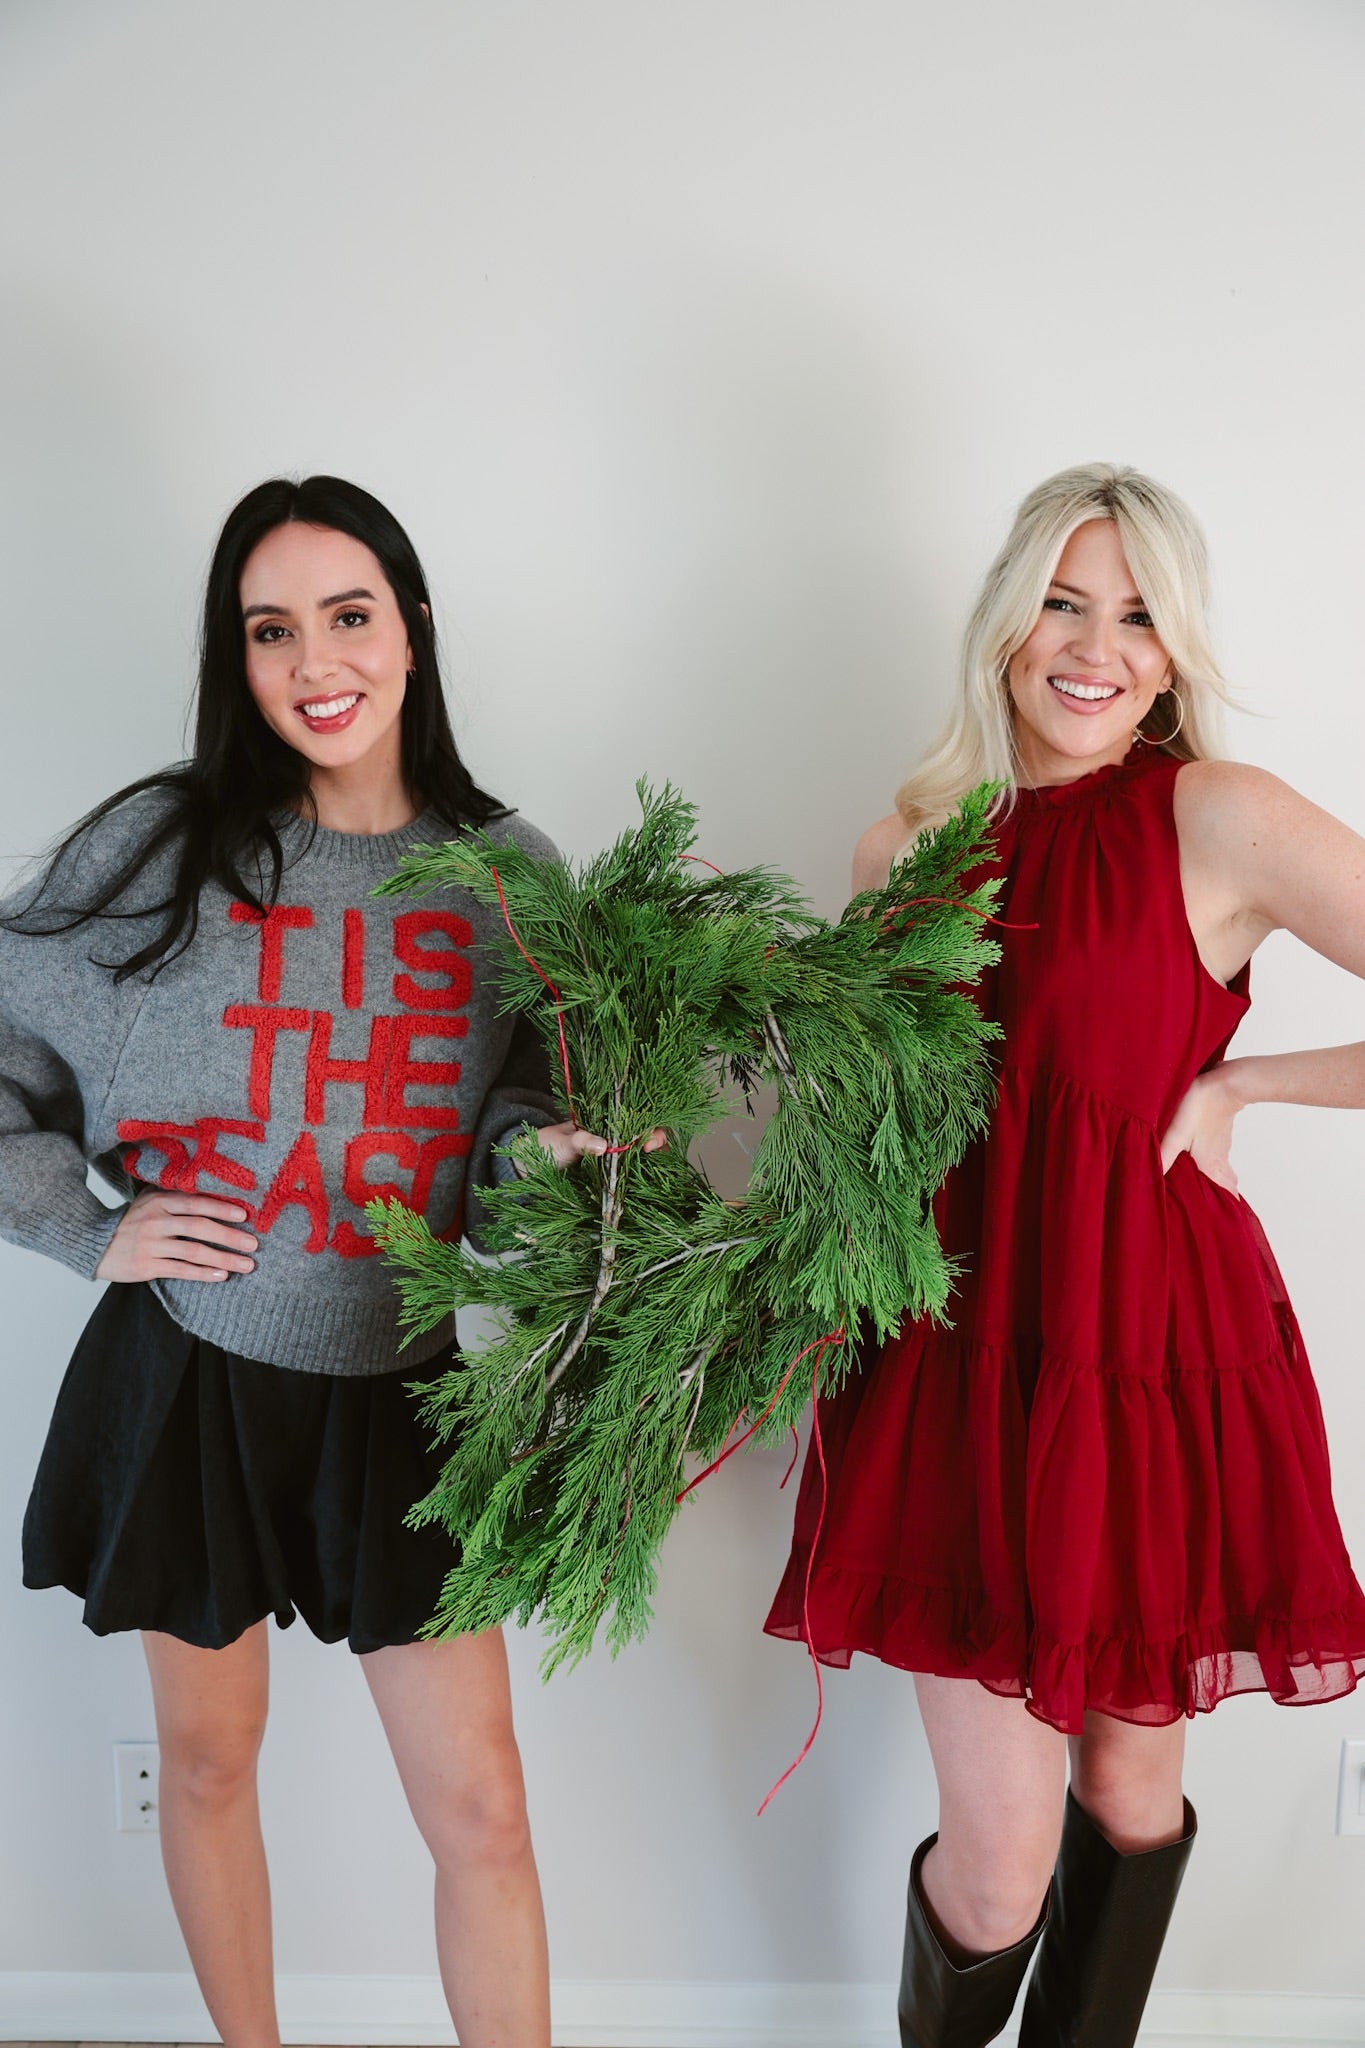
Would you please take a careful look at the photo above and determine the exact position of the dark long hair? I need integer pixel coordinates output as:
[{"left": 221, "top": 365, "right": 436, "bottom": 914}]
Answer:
[{"left": 4, "top": 476, "right": 506, "bottom": 979}]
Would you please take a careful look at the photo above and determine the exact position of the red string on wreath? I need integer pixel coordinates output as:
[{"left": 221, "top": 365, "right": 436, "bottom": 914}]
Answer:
[
  {"left": 674, "top": 1328, "right": 844, "bottom": 1814},
  {"left": 490, "top": 864, "right": 640, "bottom": 1155},
  {"left": 674, "top": 1326, "right": 843, "bottom": 1503},
  {"left": 489, "top": 852, "right": 1011, "bottom": 1808},
  {"left": 757, "top": 1337, "right": 834, "bottom": 1817},
  {"left": 490, "top": 864, "right": 580, "bottom": 1127},
  {"left": 883, "top": 893, "right": 1039, "bottom": 935},
  {"left": 781, "top": 1426, "right": 800, "bottom": 1488},
  {"left": 491, "top": 854, "right": 732, "bottom": 1154}
]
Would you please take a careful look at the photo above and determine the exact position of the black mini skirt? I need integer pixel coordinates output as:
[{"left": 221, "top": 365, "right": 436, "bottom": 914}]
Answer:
[{"left": 22, "top": 1282, "right": 458, "bottom": 1654}]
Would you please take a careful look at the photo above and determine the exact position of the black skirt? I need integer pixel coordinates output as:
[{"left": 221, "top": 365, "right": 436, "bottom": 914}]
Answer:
[{"left": 23, "top": 1282, "right": 459, "bottom": 1653}]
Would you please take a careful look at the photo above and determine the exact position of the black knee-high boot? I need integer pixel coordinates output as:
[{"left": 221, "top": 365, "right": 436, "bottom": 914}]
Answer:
[
  {"left": 898, "top": 1834, "right": 1050, "bottom": 2048},
  {"left": 1018, "top": 1789, "right": 1197, "bottom": 2048}
]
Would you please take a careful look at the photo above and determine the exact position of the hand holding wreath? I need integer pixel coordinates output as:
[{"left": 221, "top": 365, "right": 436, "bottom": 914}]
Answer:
[{"left": 370, "top": 781, "right": 1003, "bottom": 1671}]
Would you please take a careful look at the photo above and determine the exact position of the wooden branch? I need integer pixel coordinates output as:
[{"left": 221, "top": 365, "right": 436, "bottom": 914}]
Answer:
[
  {"left": 764, "top": 1008, "right": 829, "bottom": 1112},
  {"left": 678, "top": 1347, "right": 708, "bottom": 1391},
  {"left": 678, "top": 1352, "right": 708, "bottom": 1462},
  {"left": 634, "top": 1235, "right": 758, "bottom": 1284},
  {"left": 512, "top": 1319, "right": 571, "bottom": 1385},
  {"left": 544, "top": 1083, "right": 626, "bottom": 1391}
]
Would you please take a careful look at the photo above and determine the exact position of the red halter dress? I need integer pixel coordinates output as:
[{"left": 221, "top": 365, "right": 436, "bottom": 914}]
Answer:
[{"left": 765, "top": 746, "right": 1365, "bottom": 1731}]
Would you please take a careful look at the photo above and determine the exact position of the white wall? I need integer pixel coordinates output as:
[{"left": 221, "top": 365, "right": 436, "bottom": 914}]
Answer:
[{"left": 1, "top": 0, "right": 1362, "bottom": 2017}]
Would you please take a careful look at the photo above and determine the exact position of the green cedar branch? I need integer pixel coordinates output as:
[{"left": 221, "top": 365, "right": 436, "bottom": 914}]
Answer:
[{"left": 368, "top": 779, "right": 1003, "bottom": 1671}]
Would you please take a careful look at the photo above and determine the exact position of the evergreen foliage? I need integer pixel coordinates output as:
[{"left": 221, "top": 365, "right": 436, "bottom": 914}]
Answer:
[{"left": 369, "top": 782, "right": 1002, "bottom": 1669}]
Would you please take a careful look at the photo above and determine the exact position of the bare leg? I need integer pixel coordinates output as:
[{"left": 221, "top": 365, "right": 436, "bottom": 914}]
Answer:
[
  {"left": 142, "top": 1622, "right": 278, "bottom": 2048},
  {"left": 362, "top": 1630, "right": 551, "bottom": 2048},
  {"left": 913, "top": 1673, "right": 1067, "bottom": 1960},
  {"left": 1069, "top": 1708, "right": 1188, "bottom": 1848}
]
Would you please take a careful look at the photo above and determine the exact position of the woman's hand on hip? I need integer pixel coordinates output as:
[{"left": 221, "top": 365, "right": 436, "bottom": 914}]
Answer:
[
  {"left": 534, "top": 1122, "right": 668, "bottom": 1171},
  {"left": 94, "top": 1189, "right": 258, "bottom": 1283},
  {"left": 1159, "top": 1065, "right": 1242, "bottom": 1193}
]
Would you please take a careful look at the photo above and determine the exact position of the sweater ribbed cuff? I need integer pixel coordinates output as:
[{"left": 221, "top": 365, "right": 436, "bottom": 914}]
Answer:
[{"left": 24, "top": 1192, "right": 127, "bottom": 1281}]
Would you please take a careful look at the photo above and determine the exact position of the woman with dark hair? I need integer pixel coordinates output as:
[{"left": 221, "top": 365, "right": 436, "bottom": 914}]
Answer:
[{"left": 0, "top": 476, "right": 635, "bottom": 2046}]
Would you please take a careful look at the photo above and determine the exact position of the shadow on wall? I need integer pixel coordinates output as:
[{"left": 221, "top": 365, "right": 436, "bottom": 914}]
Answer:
[
  {"left": 0, "top": 287, "right": 198, "bottom": 871},
  {"left": 553, "top": 255, "right": 957, "bottom": 1973},
  {"left": 554, "top": 251, "right": 965, "bottom": 902}
]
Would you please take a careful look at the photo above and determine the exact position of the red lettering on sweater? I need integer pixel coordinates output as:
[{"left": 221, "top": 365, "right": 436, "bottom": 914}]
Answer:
[
  {"left": 122, "top": 901, "right": 489, "bottom": 1255},
  {"left": 222, "top": 1005, "right": 311, "bottom": 1119},
  {"left": 409, "top": 1130, "right": 475, "bottom": 1207},
  {"left": 329, "top": 1131, "right": 476, "bottom": 1256},
  {"left": 381, "top": 1014, "right": 468, "bottom": 1127},
  {"left": 342, "top": 1129, "right": 422, "bottom": 1207},
  {"left": 331, "top": 1130, "right": 420, "bottom": 1257},
  {"left": 257, "top": 1130, "right": 330, "bottom": 1251},
  {"left": 341, "top": 909, "right": 365, "bottom": 1009},
  {"left": 117, "top": 1116, "right": 265, "bottom": 1195},
  {"left": 304, "top": 1012, "right": 393, "bottom": 1126},
  {"left": 229, "top": 902, "right": 314, "bottom": 1001},
  {"left": 391, "top": 910, "right": 473, "bottom": 1011},
  {"left": 335, "top": 1186, "right": 468, "bottom": 1253}
]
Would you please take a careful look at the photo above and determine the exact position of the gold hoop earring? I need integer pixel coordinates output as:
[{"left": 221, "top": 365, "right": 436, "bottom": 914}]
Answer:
[{"left": 1140, "top": 688, "right": 1185, "bottom": 746}]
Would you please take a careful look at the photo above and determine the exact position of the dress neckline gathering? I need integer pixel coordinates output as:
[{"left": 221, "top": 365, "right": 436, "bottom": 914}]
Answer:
[{"left": 1012, "top": 744, "right": 1158, "bottom": 811}]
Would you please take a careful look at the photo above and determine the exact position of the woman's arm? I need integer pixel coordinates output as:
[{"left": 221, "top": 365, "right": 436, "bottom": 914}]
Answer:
[
  {"left": 1164, "top": 762, "right": 1365, "bottom": 1185},
  {"left": 853, "top": 812, "right": 918, "bottom": 897},
  {"left": 0, "top": 997, "right": 129, "bottom": 1277},
  {"left": 1, "top": 803, "right": 264, "bottom": 1284},
  {"left": 0, "top": 940, "right": 261, "bottom": 1284}
]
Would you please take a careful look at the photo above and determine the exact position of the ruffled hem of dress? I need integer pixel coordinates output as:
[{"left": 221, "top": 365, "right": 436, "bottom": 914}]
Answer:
[{"left": 762, "top": 1563, "right": 1365, "bottom": 1735}]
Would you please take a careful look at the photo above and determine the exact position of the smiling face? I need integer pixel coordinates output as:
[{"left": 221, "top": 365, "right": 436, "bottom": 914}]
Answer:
[
  {"left": 240, "top": 521, "right": 414, "bottom": 802},
  {"left": 1007, "top": 518, "right": 1174, "bottom": 784}
]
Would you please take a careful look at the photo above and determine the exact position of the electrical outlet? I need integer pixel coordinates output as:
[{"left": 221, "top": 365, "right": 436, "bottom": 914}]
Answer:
[
  {"left": 1335, "top": 1739, "right": 1365, "bottom": 1836},
  {"left": 113, "top": 1742, "right": 159, "bottom": 1833}
]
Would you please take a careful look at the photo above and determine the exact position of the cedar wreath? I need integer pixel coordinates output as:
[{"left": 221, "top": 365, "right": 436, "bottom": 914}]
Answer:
[{"left": 368, "top": 781, "right": 1002, "bottom": 1671}]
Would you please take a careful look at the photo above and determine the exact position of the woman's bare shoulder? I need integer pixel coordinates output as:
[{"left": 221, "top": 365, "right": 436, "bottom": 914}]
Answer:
[
  {"left": 1173, "top": 756, "right": 1321, "bottom": 852},
  {"left": 852, "top": 811, "right": 917, "bottom": 895},
  {"left": 1174, "top": 756, "right": 1365, "bottom": 949}
]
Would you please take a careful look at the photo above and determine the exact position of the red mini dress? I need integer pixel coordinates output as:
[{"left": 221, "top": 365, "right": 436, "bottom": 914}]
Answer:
[{"left": 765, "top": 747, "right": 1365, "bottom": 1731}]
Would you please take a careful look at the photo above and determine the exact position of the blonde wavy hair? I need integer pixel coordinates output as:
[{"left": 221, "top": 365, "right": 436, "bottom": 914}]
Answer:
[{"left": 895, "top": 463, "right": 1234, "bottom": 837}]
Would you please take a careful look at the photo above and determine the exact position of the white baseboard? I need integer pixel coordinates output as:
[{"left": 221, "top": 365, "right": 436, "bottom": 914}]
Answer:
[{"left": 0, "top": 1974, "right": 1361, "bottom": 2045}]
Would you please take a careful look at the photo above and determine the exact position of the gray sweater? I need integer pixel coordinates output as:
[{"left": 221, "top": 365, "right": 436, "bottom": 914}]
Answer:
[{"left": 0, "top": 797, "right": 559, "bottom": 1373}]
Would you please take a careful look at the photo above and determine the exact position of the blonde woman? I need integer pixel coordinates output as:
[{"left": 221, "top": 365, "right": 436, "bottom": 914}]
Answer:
[{"left": 766, "top": 465, "right": 1365, "bottom": 2047}]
